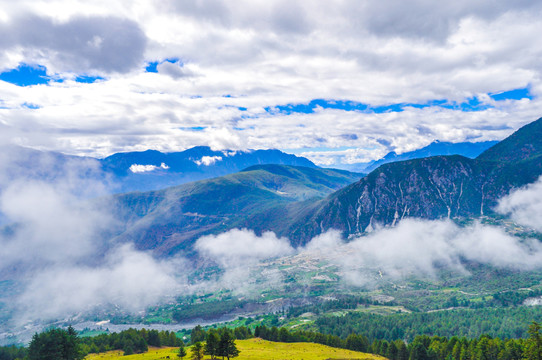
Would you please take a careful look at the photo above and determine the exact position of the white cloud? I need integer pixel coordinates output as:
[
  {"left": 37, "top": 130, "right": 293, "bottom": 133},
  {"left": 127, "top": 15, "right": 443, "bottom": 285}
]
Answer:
[
  {"left": 157, "top": 61, "right": 194, "bottom": 79},
  {"left": 300, "top": 219, "right": 542, "bottom": 286},
  {"left": 0, "top": 1, "right": 540, "bottom": 163},
  {"left": 16, "top": 244, "right": 182, "bottom": 323},
  {"left": 129, "top": 162, "right": 169, "bottom": 173},
  {"left": 195, "top": 228, "right": 295, "bottom": 267},
  {"left": 497, "top": 176, "right": 542, "bottom": 231},
  {"left": 194, "top": 229, "right": 295, "bottom": 294},
  {"left": 194, "top": 155, "right": 223, "bottom": 166}
]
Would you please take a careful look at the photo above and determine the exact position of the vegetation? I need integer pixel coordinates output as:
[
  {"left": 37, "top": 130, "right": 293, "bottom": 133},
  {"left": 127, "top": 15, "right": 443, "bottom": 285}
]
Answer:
[
  {"left": 178, "top": 342, "right": 187, "bottom": 359},
  {"left": 28, "top": 326, "right": 84, "bottom": 360},
  {"left": 84, "top": 338, "right": 381, "bottom": 360},
  {"left": 80, "top": 328, "right": 181, "bottom": 355},
  {"left": 0, "top": 345, "right": 26, "bottom": 360},
  {"left": 190, "top": 342, "right": 204, "bottom": 360},
  {"left": 314, "top": 306, "right": 542, "bottom": 342},
  {"left": 172, "top": 299, "right": 247, "bottom": 322},
  {"left": 7, "top": 321, "right": 542, "bottom": 360},
  {"left": 254, "top": 322, "right": 542, "bottom": 360}
]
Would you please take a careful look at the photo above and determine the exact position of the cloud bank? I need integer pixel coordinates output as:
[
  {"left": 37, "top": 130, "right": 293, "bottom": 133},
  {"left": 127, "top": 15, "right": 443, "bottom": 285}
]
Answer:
[
  {"left": 0, "top": 1, "right": 541, "bottom": 165},
  {"left": 3, "top": 149, "right": 542, "bottom": 331},
  {"left": 497, "top": 177, "right": 542, "bottom": 232}
]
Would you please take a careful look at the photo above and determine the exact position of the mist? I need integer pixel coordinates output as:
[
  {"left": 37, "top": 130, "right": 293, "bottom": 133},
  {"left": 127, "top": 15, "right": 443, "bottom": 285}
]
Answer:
[
  {"left": 0, "top": 145, "right": 188, "bottom": 329},
  {"left": 497, "top": 176, "right": 542, "bottom": 232},
  {"left": 3, "top": 144, "right": 542, "bottom": 337},
  {"left": 193, "top": 229, "right": 295, "bottom": 294}
]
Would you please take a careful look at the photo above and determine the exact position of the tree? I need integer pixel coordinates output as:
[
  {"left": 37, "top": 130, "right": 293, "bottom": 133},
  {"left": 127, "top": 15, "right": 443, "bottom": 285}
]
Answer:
[
  {"left": 205, "top": 329, "right": 221, "bottom": 359},
  {"left": 191, "top": 326, "right": 206, "bottom": 344},
  {"left": 346, "top": 333, "right": 369, "bottom": 352},
  {"left": 525, "top": 322, "right": 542, "bottom": 360},
  {"left": 178, "top": 342, "right": 187, "bottom": 360},
  {"left": 191, "top": 342, "right": 204, "bottom": 360},
  {"left": 218, "top": 329, "right": 239, "bottom": 360},
  {"left": 28, "top": 326, "right": 85, "bottom": 360}
]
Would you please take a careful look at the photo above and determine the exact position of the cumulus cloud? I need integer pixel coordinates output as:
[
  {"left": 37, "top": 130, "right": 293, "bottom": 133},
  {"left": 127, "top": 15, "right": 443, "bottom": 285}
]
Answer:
[
  {"left": 0, "top": 1, "right": 540, "bottom": 163},
  {"left": 0, "top": 14, "right": 147, "bottom": 74},
  {"left": 194, "top": 155, "right": 223, "bottom": 166},
  {"left": 157, "top": 61, "right": 194, "bottom": 79},
  {"left": 129, "top": 162, "right": 169, "bottom": 173},
  {"left": 496, "top": 177, "right": 542, "bottom": 231}
]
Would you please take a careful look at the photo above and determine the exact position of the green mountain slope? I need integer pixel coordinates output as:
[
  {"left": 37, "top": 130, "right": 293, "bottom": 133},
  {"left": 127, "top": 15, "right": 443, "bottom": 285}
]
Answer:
[
  {"left": 477, "top": 117, "right": 542, "bottom": 162},
  {"left": 270, "top": 117, "right": 542, "bottom": 244},
  {"left": 110, "top": 117, "right": 542, "bottom": 252},
  {"left": 110, "top": 165, "right": 362, "bottom": 255}
]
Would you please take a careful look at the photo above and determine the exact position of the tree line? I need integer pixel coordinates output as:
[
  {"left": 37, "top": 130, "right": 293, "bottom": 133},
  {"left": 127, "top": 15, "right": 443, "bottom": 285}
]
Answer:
[
  {"left": 80, "top": 328, "right": 183, "bottom": 355},
  {"left": 3, "top": 319, "right": 542, "bottom": 360},
  {"left": 253, "top": 322, "right": 542, "bottom": 360},
  {"left": 314, "top": 307, "right": 542, "bottom": 342}
]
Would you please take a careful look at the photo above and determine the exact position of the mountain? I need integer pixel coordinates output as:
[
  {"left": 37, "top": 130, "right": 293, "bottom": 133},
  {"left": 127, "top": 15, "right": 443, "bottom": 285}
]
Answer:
[
  {"left": 269, "top": 117, "right": 542, "bottom": 244},
  {"left": 477, "top": 119, "right": 542, "bottom": 163},
  {"left": 104, "top": 117, "right": 542, "bottom": 253},
  {"left": 101, "top": 147, "right": 318, "bottom": 192},
  {"left": 109, "top": 164, "right": 363, "bottom": 256},
  {"left": 340, "top": 140, "right": 498, "bottom": 173},
  {"left": 0, "top": 145, "right": 318, "bottom": 194}
]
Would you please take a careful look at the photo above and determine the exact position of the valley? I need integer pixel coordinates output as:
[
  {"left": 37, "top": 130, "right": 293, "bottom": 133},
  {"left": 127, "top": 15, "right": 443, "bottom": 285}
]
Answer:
[{"left": 3, "top": 118, "right": 542, "bottom": 350}]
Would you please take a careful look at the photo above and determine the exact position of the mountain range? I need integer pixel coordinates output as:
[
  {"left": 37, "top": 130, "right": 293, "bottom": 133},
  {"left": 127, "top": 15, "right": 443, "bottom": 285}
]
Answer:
[
  {"left": 106, "top": 117, "right": 542, "bottom": 253},
  {"left": 101, "top": 146, "right": 318, "bottom": 193},
  {"left": 3, "top": 120, "right": 541, "bottom": 256},
  {"left": 0, "top": 146, "right": 317, "bottom": 194},
  {"left": 276, "top": 117, "right": 542, "bottom": 243},
  {"left": 109, "top": 164, "right": 363, "bottom": 256},
  {"left": 350, "top": 140, "right": 498, "bottom": 173}
]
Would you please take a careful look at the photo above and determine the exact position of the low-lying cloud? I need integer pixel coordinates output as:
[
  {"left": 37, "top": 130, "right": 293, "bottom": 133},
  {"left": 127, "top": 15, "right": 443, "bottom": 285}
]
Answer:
[
  {"left": 335, "top": 219, "right": 542, "bottom": 285},
  {"left": 4, "top": 148, "right": 542, "bottom": 332},
  {"left": 497, "top": 176, "right": 542, "bottom": 231},
  {"left": 194, "top": 229, "right": 294, "bottom": 293},
  {"left": 192, "top": 215, "right": 542, "bottom": 291},
  {"left": 0, "top": 147, "right": 185, "bottom": 327},
  {"left": 195, "top": 229, "right": 294, "bottom": 267},
  {"left": 16, "top": 244, "right": 182, "bottom": 323}
]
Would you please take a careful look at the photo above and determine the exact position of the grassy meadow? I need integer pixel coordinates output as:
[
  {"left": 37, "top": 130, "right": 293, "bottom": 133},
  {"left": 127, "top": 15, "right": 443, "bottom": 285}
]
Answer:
[{"left": 85, "top": 338, "right": 385, "bottom": 360}]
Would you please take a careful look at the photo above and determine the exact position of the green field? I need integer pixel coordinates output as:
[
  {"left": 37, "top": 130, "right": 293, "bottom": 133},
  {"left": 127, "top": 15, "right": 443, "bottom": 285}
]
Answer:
[{"left": 85, "top": 339, "right": 385, "bottom": 360}]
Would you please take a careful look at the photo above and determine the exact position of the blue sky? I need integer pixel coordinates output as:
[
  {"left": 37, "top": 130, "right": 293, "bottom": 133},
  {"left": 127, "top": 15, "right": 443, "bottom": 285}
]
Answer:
[{"left": 0, "top": 1, "right": 541, "bottom": 166}]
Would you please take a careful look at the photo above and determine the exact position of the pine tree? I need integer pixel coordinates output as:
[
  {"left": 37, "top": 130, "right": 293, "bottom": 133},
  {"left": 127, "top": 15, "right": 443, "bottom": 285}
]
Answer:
[
  {"left": 191, "top": 326, "right": 207, "bottom": 344},
  {"left": 191, "top": 342, "right": 204, "bottom": 360},
  {"left": 28, "top": 327, "right": 84, "bottom": 360},
  {"left": 178, "top": 342, "right": 187, "bottom": 359},
  {"left": 205, "top": 329, "right": 221, "bottom": 359},
  {"left": 218, "top": 329, "right": 240, "bottom": 360},
  {"left": 525, "top": 322, "right": 542, "bottom": 360}
]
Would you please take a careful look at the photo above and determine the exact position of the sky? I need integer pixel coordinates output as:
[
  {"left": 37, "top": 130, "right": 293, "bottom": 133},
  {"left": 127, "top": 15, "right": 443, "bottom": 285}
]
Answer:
[{"left": 1, "top": 1, "right": 542, "bottom": 167}]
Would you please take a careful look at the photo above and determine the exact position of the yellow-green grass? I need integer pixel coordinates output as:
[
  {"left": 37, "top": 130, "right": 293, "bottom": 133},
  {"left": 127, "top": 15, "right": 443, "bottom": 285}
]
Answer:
[
  {"left": 85, "top": 346, "right": 178, "bottom": 360},
  {"left": 85, "top": 338, "right": 386, "bottom": 360}
]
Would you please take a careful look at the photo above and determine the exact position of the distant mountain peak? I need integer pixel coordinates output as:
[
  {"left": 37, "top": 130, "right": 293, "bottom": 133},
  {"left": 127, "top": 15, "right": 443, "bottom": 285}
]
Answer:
[{"left": 360, "top": 140, "right": 498, "bottom": 173}]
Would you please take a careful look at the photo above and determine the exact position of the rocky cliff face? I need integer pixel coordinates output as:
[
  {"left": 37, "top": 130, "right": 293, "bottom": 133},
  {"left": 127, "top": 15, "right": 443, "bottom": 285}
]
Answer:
[{"left": 278, "top": 118, "right": 542, "bottom": 244}]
